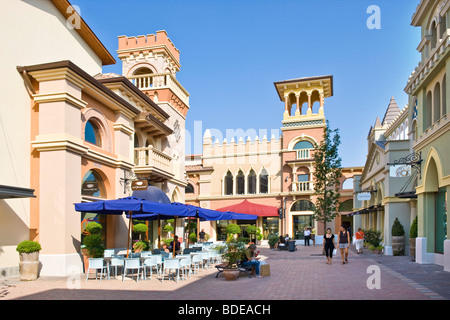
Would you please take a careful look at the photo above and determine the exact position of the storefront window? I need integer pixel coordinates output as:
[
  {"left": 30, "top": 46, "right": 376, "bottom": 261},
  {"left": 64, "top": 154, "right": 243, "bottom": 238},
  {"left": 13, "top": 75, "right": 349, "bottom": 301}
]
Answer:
[
  {"left": 262, "top": 217, "right": 279, "bottom": 239},
  {"left": 80, "top": 169, "right": 107, "bottom": 249},
  {"left": 81, "top": 170, "right": 105, "bottom": 198},
  {"left": 292, "top": 215, "right": 313, "bottom": 239},
  {"left": 80, "top": 211, "right": 107, "bottom": 248},
  {"left": 216, "top": 220, "right": 230, "bottom": 241}
]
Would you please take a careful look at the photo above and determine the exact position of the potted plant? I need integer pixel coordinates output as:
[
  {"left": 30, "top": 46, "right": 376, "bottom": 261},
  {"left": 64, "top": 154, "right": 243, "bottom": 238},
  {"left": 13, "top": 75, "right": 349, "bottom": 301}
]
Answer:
[
  {"left": 391, "top": 218, "right": 405, "bottom": 256},
  {"left": 81, "top": 222, "right": 105, "bottom": 273},
  {"left": 132, "top": 240, "right": 148, "bottom": 253},
  {"left": 364, "top": 229, "right": 384, "bottom": 254},
  {"left": 221, "top": 238, "right": 246, "bottom": 281},
  {"left": 246, "top": 225, "right": 258, "bottom": 244},
  {"left": 225, "top": 223, "right": 241, "bottom": 241},
  {"left": 409, "top": 217, "right": 418, "bottom": 261},
  {"left": 133, "top": 223, "right": 148, "bottom": 240},
  {"left": 16, "top": 240, "right": 41, "bottom": 281},
  {"left": 268, "top": 234, "right": 279, "bottom": 249},
  {"left": 189, "top": 232, "right": 197, "bottom": 244}
]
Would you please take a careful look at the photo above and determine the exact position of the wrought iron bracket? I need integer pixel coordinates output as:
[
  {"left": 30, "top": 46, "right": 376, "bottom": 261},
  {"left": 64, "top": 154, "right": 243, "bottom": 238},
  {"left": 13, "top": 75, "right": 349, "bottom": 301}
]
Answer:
[{"left": 388, "top": 152, "right": 422, "bottom": 179}]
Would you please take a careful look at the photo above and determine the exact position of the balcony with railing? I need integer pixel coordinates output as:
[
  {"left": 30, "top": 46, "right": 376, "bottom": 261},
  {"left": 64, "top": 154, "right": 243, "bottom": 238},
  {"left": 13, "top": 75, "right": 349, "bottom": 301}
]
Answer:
[
  {"left": 296, "top": 148, "right": 313, "bottom": 160},
  {"left": 292, "top": 181, "right": 314, "bottom": 193},
  {"left": 133, "top": 146, "right": 173, "bottom": 181},
  {"left": 128, "top": 72, "right": 189, "bottom": 106}
]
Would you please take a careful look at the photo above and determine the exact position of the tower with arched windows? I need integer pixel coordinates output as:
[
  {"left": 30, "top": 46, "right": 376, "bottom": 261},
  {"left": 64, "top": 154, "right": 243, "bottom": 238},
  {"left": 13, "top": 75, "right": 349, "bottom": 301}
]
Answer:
[
  {"left": 185, "top": 74, "right": 363, "bottom": 241},
  {"left": 274, "top": 75, "right": 335, "bottom": 236}
]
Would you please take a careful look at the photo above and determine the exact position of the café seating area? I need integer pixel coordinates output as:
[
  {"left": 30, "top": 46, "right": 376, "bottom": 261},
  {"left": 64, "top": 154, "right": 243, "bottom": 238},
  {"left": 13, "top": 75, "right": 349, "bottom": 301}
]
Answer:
[{"left": 85, "top": 242, "right": 223, "bottom": 283}]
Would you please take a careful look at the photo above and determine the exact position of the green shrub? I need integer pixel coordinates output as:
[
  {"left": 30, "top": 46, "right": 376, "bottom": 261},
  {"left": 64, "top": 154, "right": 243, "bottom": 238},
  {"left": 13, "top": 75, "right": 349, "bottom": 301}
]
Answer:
[
  {"left": 189, "top": 233, "right": 197, "bottom": 243},
  {"left": 363, "top": 229, "right": 383, "bottom": 248},
  {"left": 410, "top": 217, "right": 418, "bottom": 238},
  {"left": 133, "top": 240, "right": 148, "bottom": 252},
  {"left": 226, "top": 224, "right": 241, "bottom": 235},
  {"left": 16, "top": 240, "right": 41, "bottom": 254},
  {"left": 85, "top": 221, "right": 102, "bottom": 235},
  {"left": 163, "top": 224, "right": 174, "bottom": 233},
  {"left": 392, "top": 218, "right": 405, "bottom": 236},
  {"left": 82, "top": 233, "right": 104, "bottom": 258},
  {"left": 133, "top": 223, "right": 148, "bottom": 234},
  {"left": 268, "top": 234, "right": 279, "bottom": 248}
]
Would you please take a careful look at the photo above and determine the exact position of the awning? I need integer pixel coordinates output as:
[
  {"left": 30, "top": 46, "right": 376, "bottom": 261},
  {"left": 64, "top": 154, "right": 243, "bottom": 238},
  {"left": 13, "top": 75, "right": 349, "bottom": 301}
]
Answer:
[
  {"left": 349, "top": 204, "right": 383, "bottom": 216},
  {"left": 216, "top": 199, "right": 279, "bottom": 217},
  {"left": 0, "top": 184, "right": 36, "bottom": 199}
]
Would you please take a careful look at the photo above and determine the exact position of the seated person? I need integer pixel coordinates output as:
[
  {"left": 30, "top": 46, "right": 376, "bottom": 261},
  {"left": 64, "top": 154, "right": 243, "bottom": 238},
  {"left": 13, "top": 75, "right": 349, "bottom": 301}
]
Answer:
[
  {"left": 241, "top": 244, "right": 261, "bottom": 277},
  {"left": 168, "top": 235, "right": 181, "bottom": 255},
  {"left": 274, "top": 235, "right": 286, "bottom": 250}
]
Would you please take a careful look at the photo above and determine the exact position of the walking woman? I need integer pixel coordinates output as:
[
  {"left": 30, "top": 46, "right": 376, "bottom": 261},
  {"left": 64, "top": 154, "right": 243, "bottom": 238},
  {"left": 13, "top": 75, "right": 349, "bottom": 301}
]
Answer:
[
  {"left": 355, "top": 227, "right": 365, "bottom": 254},
  {"left": 337, "top": 225, "right": 351, "bottom": 264},
  {"left": 322, "top": 228, "right": 337, "bottom": 264}
]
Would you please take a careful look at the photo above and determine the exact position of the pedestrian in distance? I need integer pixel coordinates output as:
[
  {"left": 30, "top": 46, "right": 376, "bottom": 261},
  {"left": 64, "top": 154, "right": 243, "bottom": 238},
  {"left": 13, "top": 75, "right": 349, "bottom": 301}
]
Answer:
[
  {"left": 304, "top": 227, "right": 311, "bottom": 246},
  {"left": 311, "top": 226, "right": 316, "bottom": 246},
  {"left": 355, "top": 227, "right": 364, "bottom": 254},
  {"left": 322, "top": 228, "right": 337, "bottom": 264},
  {"left": 199, "top": 229, "right": 205, "bottom": 243},
  {"left": 337, "top": 225, "right": 350, "bottom": 264}
]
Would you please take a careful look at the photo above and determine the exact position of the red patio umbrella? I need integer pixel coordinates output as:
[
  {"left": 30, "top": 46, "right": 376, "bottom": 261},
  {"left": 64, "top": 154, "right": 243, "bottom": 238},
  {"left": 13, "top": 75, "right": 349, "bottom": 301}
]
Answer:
[{"left": 216, "top": 200, "right": 279, "bottom": 217}]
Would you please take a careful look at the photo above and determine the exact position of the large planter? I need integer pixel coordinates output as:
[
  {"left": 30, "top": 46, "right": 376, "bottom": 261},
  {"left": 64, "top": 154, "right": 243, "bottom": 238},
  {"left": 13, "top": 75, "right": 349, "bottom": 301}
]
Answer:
[
  {"left": 223, "top": 269, "right": 240, "bottom": 281},
  {"left": 19, "top": 252, "right": 40, "bottom": 281},
  {"left": 409, "top": 238, "right": 416, "bottom": 261},
  {"left": 392, "top": 236, "right": 405, "bottom": 256},
  {"left": 81, "top": 248, "right": 93, "bottom": 274}
]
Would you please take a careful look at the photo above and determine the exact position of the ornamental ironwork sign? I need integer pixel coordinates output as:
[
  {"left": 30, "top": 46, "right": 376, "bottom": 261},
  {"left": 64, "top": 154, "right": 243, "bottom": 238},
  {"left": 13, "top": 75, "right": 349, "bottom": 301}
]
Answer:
[{"left": 388, "top": 152, "right": 422, "bottom": 199}]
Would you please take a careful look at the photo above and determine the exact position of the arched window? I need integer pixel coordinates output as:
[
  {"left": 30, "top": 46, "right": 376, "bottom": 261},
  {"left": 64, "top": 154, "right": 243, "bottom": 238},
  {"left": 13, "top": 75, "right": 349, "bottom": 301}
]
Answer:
[
  {"left": 248, "top": 169, "right": 257, "bottom": 194},
  {"left": 434, "top": 82, "right": 441, "bottom": 122},
  {"left": 85, "top": 120, "right": 101, "bottom": 146},
  {"left": 342, "top": 178, "right": 354, "bottom": 190},
  {"left": 224, "top": 171, "right": 233, "bottom": 195},
  {"left": 291, "top": 200, "right": 315, "bottom": 212},
  {"left": 134, "top": 133, "right": 140, "bottom": 148},
  {"left": 431, "top": 21, "right": 437, "bottom": 50},
  {"left": 442, "top": 75, "right": 447, "bottom": 116},
  {"left": 294, "top": 140, "right": 314, "bottom": 159},
  {"left": 185, "top": 183, "right": 194, "bottom": 194},
  {"left": 338, "top": 199, "right": 353, "bottom": 212},
  {"left": 259, "top": 168, "right": 269, "bottom": 194},
  {"left": 81, "top": 170, "right": 105, "bottom": 198},
  {"left": 236, "top": 170, "right": 245, "bottom": 195},
  {"left": 425, "top": 90, "right": 433, "bottom": 129},
  {"left": 133, "top": 67, "right": 154, "bottom": 88}
]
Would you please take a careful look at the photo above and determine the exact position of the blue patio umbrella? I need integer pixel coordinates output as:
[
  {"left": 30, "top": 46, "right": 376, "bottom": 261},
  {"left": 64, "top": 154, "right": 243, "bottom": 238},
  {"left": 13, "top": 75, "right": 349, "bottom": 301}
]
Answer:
[{"left": 74, "top": 196, "right": 162, "bottom": 257}]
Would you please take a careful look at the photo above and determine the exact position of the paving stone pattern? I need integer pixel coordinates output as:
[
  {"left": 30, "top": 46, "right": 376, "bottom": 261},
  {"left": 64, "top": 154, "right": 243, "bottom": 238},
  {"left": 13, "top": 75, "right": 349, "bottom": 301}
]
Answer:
[{"left": 1, "top": 244, "right": 449, "bottom": 300}]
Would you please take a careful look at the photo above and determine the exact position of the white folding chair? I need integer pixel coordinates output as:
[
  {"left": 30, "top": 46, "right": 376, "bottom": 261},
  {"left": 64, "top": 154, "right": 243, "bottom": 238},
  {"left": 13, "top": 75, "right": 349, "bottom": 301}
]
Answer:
[
  {"left": 143, "top": 256, "right": 160, "bottom": 280},
  {"left": 191, "top": 253, "right": 203, "bottom": 274},
  {"left": 122, "top": 258, "right": 143, "bottom": 282},
  {"left": 109, "top": 255, "right": 124, "bottom": 279},
  {"left": 162, "top": 258, "right": 181, "bottom": 282},
  {"left": 200, "top": 251, "right": 210, "bottom": 269},
  {"left": 86, "top": 258, "right": 107, "bottom": 282},
  {"left": 178, "top": 255, "right": 192, "bottom": 280}
]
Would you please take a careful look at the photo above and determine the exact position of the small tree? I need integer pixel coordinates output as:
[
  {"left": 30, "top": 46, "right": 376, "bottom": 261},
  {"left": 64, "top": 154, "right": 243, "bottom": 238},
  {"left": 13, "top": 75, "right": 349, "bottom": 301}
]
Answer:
[{"left": 312, "top": 120, "right": 343, "bottom": 232}]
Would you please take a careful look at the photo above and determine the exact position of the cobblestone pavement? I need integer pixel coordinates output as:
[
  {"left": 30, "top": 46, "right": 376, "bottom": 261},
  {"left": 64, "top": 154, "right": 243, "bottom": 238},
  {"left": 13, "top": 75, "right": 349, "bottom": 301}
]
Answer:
[{"left": 1, "top": 244, "right": 449, "bottom": 301}]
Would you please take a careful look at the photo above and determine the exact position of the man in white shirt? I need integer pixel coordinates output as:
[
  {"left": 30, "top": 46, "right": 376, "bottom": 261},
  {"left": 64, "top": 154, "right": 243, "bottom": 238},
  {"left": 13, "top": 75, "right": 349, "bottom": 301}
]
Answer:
[{"left": 304, "top": 228, "right": 311, "bottom": 246}]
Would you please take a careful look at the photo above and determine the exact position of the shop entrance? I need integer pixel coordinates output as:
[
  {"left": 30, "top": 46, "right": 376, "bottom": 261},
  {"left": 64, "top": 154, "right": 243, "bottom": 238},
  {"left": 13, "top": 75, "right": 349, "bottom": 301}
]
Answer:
[
  {"left": 292, "top": 214, "right": 313, "bottom": 239},
  {"left": 236, "top": 220, "right": 256, "bottom": 242}
]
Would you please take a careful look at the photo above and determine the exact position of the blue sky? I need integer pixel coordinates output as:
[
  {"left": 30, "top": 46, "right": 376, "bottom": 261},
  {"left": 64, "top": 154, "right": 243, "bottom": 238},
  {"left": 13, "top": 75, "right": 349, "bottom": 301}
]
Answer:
[{"left": 72, "top": 0, "right": 421, "bottom": 167}]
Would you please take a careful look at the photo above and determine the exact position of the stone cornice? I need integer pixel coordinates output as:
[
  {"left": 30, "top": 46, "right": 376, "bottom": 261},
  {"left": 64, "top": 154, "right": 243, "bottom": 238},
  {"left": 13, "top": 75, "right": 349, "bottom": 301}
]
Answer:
[{"left": 33, "top": 92, "right": 88, "bottom": 109}]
